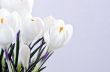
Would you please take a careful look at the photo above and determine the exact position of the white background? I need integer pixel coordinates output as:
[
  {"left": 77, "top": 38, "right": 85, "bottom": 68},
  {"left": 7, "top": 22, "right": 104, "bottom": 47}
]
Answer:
[{"left": 32, "top": 0, "right": 110, "bottom": 72}]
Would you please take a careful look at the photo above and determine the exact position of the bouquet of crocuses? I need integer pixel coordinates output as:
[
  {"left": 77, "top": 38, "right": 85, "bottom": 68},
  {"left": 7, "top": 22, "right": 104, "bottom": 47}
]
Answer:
[{"left": 0, "top": 0, "right": 73, "bottom": 72}]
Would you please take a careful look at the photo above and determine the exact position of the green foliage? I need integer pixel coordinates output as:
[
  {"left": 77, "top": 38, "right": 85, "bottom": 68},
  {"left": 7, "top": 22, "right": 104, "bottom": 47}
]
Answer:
[{"left": 0, "top": 32, "right": 53, "bottom": 72}]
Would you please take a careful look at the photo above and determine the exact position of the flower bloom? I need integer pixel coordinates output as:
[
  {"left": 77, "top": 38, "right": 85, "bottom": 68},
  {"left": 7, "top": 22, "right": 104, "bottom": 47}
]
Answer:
[
  {"left": 0, "top": 0, "right": 34, "bottom": 17},
  {"left": 0, "top": 0, "right": 74, "bottom": 71},
  {"left": 20, "top": 14, "right": 44, "bottom": 45},
  {"left": 0, "top": 8, "right": 20, "bottom": 49},
  {"left": 18, "top": 43, "right": 30, "bottom": 69},
  {"left": 44, "top": 16, "right": 73, "bottom": 51}
]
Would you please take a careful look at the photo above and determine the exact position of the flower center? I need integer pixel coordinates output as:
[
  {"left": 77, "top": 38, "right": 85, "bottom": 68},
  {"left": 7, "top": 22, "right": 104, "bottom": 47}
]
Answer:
[
  {"left": 31, "top": 18, "right": 37, "bottom": 24},
  {"left": 59, "top": 26, "right": 64, "bottom": 33},
  {"left": 31, "top": 19, "right": 35, "bottom": 21},
  {"left": 31, "top": 18, "right": 36, "bottom": 22},
  {"left": 0, "top": 17, "right": 5, "bottom": 24}
]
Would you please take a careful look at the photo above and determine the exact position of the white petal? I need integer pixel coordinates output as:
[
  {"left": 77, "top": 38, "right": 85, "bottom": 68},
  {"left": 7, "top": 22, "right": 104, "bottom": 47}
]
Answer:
[
  {"left": 1, "top": 0, "right": 34, "bottom": 17},
  {"left": 55, "top": 19, "right": 65, "bottom": 25},
  {"left": 1, "top": 0, "right": 19, "bottom": 12},
  {"left": 0, "top": 9, "right": 20, "bottom": 31},
  {"left": 0, "top": 9, "right": 19, "bottom": 49},
  {"left": 44, "top": 31, "right": 50, "bottom": 45},
  {"left": 19, "top": 44, "right": 30, "bottom": 69},
  {"left": 44, "top": 16, "right": 56, "bottom": 31},
  {"left": 47, "top": 19, "right": 73, "bottom": 51},
  {"left": 0, "top": 8, "right": 10, "bottom": 18},
  {"left": 48, "top": 22, "right": 65, "bottom": 50},
  {"left": 63, "top": 24, "right": 73, "bottom": 45},
  {"left": 0, "top": 26, "right": 15, "bottom": 48},
  {"left": 11, "top": 12, "right": 21, "bottom": 33},
  {"left": 15, "top": 0, "right": 34, "bottom": 17},
  {"left": 21, "top": 18, "right": 35, "bottom": 44},
  {"left": 21, "top": 16, "right": 44, "bottom": 45},
  {"left": 0, "top": 8, "right": 11, "bottom": 26},
  {"left": 33, "top": 17, "right": 45, "bottom": 35},
  {"left": 44, "top": 16, "right": 55, "bottom": 25}
]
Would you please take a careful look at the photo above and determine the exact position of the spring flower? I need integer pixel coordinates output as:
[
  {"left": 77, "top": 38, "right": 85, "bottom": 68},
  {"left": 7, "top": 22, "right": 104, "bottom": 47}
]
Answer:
[
  {"left": 0, "top": 8, "right": 20, "bottom": 49},
  {"left": 20, "top": 14, "right": 44, "bottom": 45},
  {"left": 18, "top": 43, "right": 30, "bottom": 69},
  {"left": 0, "top": 0, "right": 73, "bottom": 71},
  {"left": 43, "top": 16, "right": 55, "bottom": 31},
  {"left": 44, "top": 16, "right": 73, "bottom": 51},
  {"left": 0, "top": 0, "right": 34, "bottom": 17}
]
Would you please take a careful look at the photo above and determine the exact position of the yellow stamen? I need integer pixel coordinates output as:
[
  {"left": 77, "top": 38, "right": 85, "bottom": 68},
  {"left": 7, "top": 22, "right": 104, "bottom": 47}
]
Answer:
[
  {"left": 31, "top": 17, "right": 36, "bottom": 21},
  {"left": 0, "top": 17, "right": 5, "bottom": 24},
  {"left": 59, "top": 27, "right": 64, "bottom": 33},
  {"left": 31, "top": 19, "right": 35, "bottom": 21}
]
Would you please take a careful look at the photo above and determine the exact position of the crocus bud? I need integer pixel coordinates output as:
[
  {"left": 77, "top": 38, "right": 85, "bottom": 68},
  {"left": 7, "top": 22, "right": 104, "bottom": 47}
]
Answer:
[
  {"left": 21, "top": 15, "right": 44, "bottom": 45},
  {"left": 18, "top": 44, "right": 30, "bottom": 69}
]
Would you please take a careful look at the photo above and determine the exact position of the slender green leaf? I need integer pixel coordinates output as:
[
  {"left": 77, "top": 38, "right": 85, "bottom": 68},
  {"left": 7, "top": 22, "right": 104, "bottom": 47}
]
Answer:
[
  {"left": 9, "top": 43, "right": 15, "bottom": 59},
  {"left": 38, "top": 51, "right": 54, "bottom": 70},
  {"left": 15, "top": 31, "right": 20, "bottom": 68},
  {"left": 30, "top": 42, "right": 45, "bottom": 58},
  {"left": 0, "top": 49, "right": 4, "bottom": 71},
  {"left": 27, "top": 46, "right": 46, "bottom": 72},
  {"left": 38, "top": 66, "right": 46, "bottom": 72},
  {"left": 30, "top": 37, "right": 43, "bottom": 50}
]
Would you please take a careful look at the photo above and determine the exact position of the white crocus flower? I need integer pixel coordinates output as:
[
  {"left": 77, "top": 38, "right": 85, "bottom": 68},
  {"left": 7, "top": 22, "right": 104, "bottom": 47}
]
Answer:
[
  {"left": 21, "top": 14, "right": 44, "bottom": 45},
  {"left": 18, "top": 43, "right": 30, "bottom": 69},
  {"left": 0, "top": 8, "right": 20, "bottom": 49},
  {"left": 44, "top": 16, "right": 73, "bottom": 51},
  {"left": 1, "top": 0, "right": 34, "bottom": 17},
  {"left": 43, "top": 16, "right": 55, "bottom": 31}
]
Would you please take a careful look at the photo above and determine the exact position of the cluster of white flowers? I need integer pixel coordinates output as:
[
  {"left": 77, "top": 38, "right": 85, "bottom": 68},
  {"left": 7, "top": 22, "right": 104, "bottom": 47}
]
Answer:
[{"left": 0, "top": 0, "right": 73, "bottom": 71}]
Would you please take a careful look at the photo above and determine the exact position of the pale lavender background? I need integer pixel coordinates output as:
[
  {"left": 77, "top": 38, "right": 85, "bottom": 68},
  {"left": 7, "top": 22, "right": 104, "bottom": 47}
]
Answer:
[{"left": 32, "top": 0, "right": 110, "bottom": 72}]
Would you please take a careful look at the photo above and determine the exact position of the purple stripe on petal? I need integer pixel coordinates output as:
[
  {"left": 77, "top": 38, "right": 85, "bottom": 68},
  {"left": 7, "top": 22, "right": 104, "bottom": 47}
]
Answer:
[
  {"left": 41, "top": 51, "right": 49, "bottom": 61},
  {"left": 17, "top": 30, "right": 20, "bottom": 36},
  {"left": 4, "top": 49, "right": 9, "bottom": 60}
]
